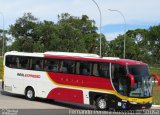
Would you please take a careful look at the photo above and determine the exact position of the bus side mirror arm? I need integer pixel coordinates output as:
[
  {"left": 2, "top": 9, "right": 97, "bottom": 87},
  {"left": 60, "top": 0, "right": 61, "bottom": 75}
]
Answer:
[
  {"left": 151, "top": 73, "right": 160, "bottom": 86},
  {"left": 127, "top": 74, "right": 135, "bottom": 87}
]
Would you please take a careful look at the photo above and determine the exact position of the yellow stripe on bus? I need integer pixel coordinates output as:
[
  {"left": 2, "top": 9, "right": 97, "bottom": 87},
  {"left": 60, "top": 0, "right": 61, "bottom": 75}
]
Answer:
[{"left": 46, "top": 72, "right": 152, "bottom": 104}]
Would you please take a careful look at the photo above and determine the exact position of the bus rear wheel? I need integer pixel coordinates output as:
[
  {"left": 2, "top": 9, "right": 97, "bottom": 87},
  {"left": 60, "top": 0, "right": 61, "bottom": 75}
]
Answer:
[
  {"left": 95, "top": 97, "right": 107, "bottom": 110},
  {"left": 25, "top": 87, "right": 35, "bottom": 101}
]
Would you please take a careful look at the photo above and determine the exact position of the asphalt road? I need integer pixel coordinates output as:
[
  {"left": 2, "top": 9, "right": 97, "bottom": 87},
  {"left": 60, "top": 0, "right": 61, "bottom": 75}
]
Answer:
[{"left": 0, "top": 81, "right": 159, "bottom": 110}]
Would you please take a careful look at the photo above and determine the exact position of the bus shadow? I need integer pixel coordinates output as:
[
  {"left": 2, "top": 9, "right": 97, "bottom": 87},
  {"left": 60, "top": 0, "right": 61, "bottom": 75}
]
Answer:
[{"left": 1, "top": 91, "right": 95, "bottom": 110}]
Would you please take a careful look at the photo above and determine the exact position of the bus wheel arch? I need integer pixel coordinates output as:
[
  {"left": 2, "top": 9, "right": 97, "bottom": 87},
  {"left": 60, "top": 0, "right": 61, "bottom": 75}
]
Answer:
[{"left": 25, "top": 86, "right": 35, "bottom": 101}]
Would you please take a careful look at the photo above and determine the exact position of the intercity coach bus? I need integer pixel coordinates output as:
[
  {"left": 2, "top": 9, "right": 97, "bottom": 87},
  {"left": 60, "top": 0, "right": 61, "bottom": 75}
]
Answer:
[{"left": 2, "top": 51, "right": 155, "bottom": 110}]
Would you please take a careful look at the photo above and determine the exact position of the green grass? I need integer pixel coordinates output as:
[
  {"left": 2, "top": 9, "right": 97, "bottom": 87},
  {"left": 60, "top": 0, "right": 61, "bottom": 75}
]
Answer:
[
  {"left": 0, "top": 57, "right": 2, "bottom": 79},
  {"left": 149, "top": 67, "right": 160, "bottom": 75},
  {"left": 150, "top": 66, "right": 160, "bottom": 104},
  {"left": 153, "top": 85, "right": 160, "bottom": 105}
]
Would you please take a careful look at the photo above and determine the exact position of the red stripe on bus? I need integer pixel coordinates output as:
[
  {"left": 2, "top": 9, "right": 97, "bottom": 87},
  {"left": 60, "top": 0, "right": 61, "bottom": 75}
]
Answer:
[
  {"left": 47, "top": 88, "right": 84, "bottom": 104},
  {"left": 47, "top": 72, "right": 114, "bottom": 90}
]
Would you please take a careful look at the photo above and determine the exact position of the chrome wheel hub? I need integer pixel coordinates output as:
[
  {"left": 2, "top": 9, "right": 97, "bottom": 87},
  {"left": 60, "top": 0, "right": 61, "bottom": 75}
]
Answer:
[
  {"left": 98, "top": 99, "right": 106, "bottom": 109},
  {"left": 27, "top": 90, "right": 33, "bottom": 98}
]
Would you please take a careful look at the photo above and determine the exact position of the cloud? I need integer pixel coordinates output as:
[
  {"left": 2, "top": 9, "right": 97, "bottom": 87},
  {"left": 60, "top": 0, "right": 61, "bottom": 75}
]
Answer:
[{"left": 104, "top": 31, "right": 124, "bottom": 41}]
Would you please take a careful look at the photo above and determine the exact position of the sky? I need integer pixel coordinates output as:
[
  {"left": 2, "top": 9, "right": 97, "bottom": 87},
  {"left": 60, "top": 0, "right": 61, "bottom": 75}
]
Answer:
[{"left": 0, "top": 0, "right": 160, "bottom": 41}]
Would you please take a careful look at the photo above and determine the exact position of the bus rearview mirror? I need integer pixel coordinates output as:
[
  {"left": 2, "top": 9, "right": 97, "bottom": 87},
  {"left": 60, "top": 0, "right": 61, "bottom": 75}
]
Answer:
[
  {"left": 127, "top": 74, "right": 135, "bottom": 87},
  {"left": 151, "top": 73, "right": 160, "bottom": 86}
]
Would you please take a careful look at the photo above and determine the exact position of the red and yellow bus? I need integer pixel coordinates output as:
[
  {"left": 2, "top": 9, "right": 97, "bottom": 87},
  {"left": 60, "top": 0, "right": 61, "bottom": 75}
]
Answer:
[{"left": 2, "top": 51, "right": 156, "bottom": 110}]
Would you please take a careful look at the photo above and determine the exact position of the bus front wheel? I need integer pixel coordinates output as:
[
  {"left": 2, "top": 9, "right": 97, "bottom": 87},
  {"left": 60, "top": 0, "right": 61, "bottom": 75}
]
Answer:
[
  {"left": 25, "top": 87, "right": 35, "bottom": 101},
  {"left": 95, "top": 96, "right": 107, "bottom": 110}
]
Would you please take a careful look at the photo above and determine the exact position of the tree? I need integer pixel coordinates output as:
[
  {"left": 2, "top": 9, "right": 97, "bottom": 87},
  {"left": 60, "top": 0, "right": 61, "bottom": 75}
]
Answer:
[
  {"left": 0, "top": 29, "right": 9, "bottom": 55},
  {"left": 147, "top": 25, "right": 160, "bottom": 64},
  {"left": 56, "top": 13, "right": 104, "bottom": 54},
  {"left": 9, "top": 12, "right": 160, "bottom": 64},
  {"left": 0, "top": 29, "right": 3, "bottom": 55},
  {"left": 109, "top": 34, "right": 126, "bottom": 58},
  {"left": 109, "top": 29, "right": 148, "bottom": 60},
  {"left": 9, "top": 13, "right": 38, "bottom": 52},
  {"left": 126, "top": 29, "right": 150, "bottom": 62},
  {"left": 9, "top": 12, "right": 109, "bottom": 56},
  {"left": 33, "top": 20, "right": 58, "bottom": 52}
]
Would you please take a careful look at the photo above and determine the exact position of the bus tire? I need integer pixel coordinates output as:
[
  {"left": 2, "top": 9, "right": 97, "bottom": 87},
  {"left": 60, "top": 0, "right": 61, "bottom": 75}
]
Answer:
[
  {"left": 25, "top": 87, "right": 35, "bottom": 101},
  {"left": 95, "top": 96, "right": 107, "bottom": 110}
]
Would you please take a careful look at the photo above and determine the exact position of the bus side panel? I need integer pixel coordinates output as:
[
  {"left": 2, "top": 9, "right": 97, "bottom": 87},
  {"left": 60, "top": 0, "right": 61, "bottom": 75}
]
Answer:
[
  {"left": 3, "top": 67, "right": 51, "bottom": 98},
  {"left": 47, "top": 88, "right": 84, "bottom": 104},
  {"left": 4, "top": 67, "right": 26, "bottom": 94},
  {"left": 47, "top": 72, "right": 113, "bottom": 90},
  {"left": 36, "top": 72, "right": 57, "bottom": 98}
]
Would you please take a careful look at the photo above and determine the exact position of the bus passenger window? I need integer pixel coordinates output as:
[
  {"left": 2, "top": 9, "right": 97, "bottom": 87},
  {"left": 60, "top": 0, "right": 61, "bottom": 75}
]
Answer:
[
  {"left": 79, "top": 61, "right": 92, "bottom": 76},
  {"left": 44, "top": 59, "right": 59, "bottom": 72},
  {"left": 5, "top": 55, "right": 30, "bottom": 70},
  {"left": 93, "top": 63, "right": 109, "bottom": 78},
  {"left": 59, "top": 61, "right": 67, "bottom": 73},
  {"left": 75, "top": 62, "right": 80, "bottom": 74},
  {"left": 19, "top": 57, "right": 30, "bottom": 69},
  {"left": 31, "top": 58, "right": 43, "bottom": 71},
  {"left": 93, "top": 63, "right": 99, "bottom": 76},
  {"left": 98, "top": 63, "right": 109, "bottom": 78},
  {"left": 35, "top": 61, "right": 41, "bottom": 70},
  {"left": 5, "top": 55, "right": 17, "bottom": 68},
  {"left": 59, "top": 60, "right": 75, "bottom": 74}
]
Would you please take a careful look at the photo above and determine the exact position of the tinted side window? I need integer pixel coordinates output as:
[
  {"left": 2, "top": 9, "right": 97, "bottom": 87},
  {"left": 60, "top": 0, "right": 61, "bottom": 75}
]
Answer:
[
  {"left": 44, "top": 59, "right": 59, "bottom": 72},
  {"left": 5, "top": 55, "right": 30, "bottom": 69},
  {"left": 31, "top": 58, "right": 43, "bottom": 71},
  {"left": 5, "top": 55, "right": 17, "bottom": 68},
  {"left": 77, "top": 61, "right": 92, "bottom": 76},
  {"left": 18, "top": 57, "right": 30, "bottom": 69},
  {"left": 93, "top": 62, "right": 109, "bottom": 78},
  {"left": 59, "top": 60, "right": 75, "bottom": 74},
  {"left": 111, "top": 64, "right": 126, "bottom": 79}
]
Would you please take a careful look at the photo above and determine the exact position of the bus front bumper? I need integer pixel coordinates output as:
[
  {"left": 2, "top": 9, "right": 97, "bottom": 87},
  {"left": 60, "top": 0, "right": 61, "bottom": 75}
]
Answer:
[
  {"left": 127, "top": 102, "right": 152, "bottom": 110},
  {"left": 115, "top": 101, "right": 152, "bottom": 110}
]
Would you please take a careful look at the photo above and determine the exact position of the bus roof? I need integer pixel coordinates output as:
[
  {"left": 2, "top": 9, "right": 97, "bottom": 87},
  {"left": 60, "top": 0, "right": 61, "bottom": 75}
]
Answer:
[
  {"left": 44, "top": 51, "right": 100, "bottom": 58},
  {"left": 111, "top": 59, "right": 148, "bottom": 66},
  {"left": 5, "top": 51, "right": 147, "bottom": 66},
  {"left": 5, "top": 51, "right": 43, "bottom": 57}
]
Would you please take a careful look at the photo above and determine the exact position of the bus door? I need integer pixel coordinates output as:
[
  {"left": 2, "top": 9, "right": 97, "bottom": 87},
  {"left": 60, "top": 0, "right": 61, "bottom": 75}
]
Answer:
[{"left": 111, "top": 63, "right": 128, "bottom": 96}]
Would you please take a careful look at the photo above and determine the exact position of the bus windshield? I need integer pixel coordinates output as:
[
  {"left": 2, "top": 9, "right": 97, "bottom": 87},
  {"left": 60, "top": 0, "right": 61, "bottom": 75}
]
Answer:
[
  {"left": 111, "top": 64, "right": 152, "bottom": 98},
  {"left": 128, "top": 65, "right": 152, "bottom": 98}
]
